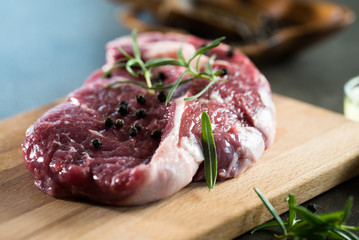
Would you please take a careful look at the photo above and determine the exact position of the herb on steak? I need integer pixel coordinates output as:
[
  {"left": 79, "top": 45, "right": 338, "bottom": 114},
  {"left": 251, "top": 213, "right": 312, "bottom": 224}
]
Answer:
[
  {"left": 252, "top": 188, "right": 359, "bottom": 240},
  {"left": 201, "top": 111, "right": 217, "bottom": 191},
  {"left": 104, "top": 30, "right": 227, "bottom": 105}
]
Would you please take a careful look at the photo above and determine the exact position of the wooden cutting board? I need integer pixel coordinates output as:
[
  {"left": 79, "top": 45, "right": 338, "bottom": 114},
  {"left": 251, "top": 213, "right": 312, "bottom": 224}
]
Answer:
[{"left": 1, "top": 94, "right": 359, "bottom": 240}]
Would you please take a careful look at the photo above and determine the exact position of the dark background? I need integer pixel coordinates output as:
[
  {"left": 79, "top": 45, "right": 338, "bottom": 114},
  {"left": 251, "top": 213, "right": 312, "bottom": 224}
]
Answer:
[{"left": 1, "top": 0, "right": 358, "bottom": 239}]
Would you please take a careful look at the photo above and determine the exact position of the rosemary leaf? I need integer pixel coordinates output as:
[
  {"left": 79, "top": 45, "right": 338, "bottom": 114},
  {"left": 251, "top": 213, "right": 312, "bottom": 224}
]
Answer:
[
  {"left": 125, "top": 58, "right": 139, "bottom": 78},
  {"left": 144, "top": 58, "right": 184, "bottom": 68},
  {"left": 166, "top": 70, "right": 187, "bottom": 105},
  {"left": 292, "top": 206, "right": 326, "bottom": 227},
  {"left": 105, "top": 80, "right": 150, "bottom": 89},
  {"left": 201, "top": 111, "right": 217, "bottom": 191},
  {"left": 177, "top": 46, "right": 187, "bottom": 65},
  {"left": 184, "top": 80, "right": 218, "bottom": 102},
  {"left": 341, "top": 228, "right": 359, "bottom": 240},
  {"left": 189, "top": 36, "right": 225, "bottom": 62},
  {"left": 131, "top": 30, "right": 141, "bottom": 60},
  {"left": 342, "top": 196, "right": 354, "bottom": 224},
  {"left": 286, "top": 194, "right": 297, "bottom": 229},
  {"left": 254, "top": 188, "right": 288, "bottom": 235},
  {"left": 205, "top": 54, "right": 216, "bottom": 76},
  {"left": 250, "top": 221, "right": 282, "bottom": 234},
  {"left": 117, "top": 45, "right": 133, "bottom": 60}
]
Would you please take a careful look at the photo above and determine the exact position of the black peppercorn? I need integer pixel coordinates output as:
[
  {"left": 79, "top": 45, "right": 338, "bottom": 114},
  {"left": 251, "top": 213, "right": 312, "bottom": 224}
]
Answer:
[
  {"left": 104, "top": 72, "right": 112, "bottom": 78},
  {"left": 115, "top": 119, "right": 124, "bottom": 128},
  {"left": 136, "top": 108, "right": 147, "bottom": 119},
  {"left": 134, "top": 122, "right": 142, "bottom": 131},
  {"left": 157, "top": 72, "right": 166, "bottom": 81},
  {"left": 129, "top": 127, "right": 138, "bottom": 137},
  {"left": 154, "top": 72, "right": 166, "bottom": 86},
  {"left": 118, "top": 102, "right": 128, "bottom": 116},
  {"left": 151, "top": 129, "right": 162, "bottom": 139},
  {"left": 104, "top": 116, "right": 114, "bottom": 127},
  {"left": 91, "top": 138, "right": 102, "bottom": 148},
  {"left": 306, "top": 203, "right": 317, "bottom": 213},
  {"left": 136, "top": 94, "right": 146, "bottom": 105},
  {"left": 221, "top": 68, "right": 228, "bottom": 76},
  {"left": 157, "top": 91, "right": 166, "bottom": 102},
  {"left": 120, "top": 100, "right": 128, "bottom": 107},
  {"left": 227, "top": 47, "right": 234, "bottom": 57}
]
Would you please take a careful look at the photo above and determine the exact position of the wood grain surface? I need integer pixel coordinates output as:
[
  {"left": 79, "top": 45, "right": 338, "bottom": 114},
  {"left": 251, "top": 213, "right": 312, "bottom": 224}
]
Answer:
[{"left": 1, "top": 95, "right": 359, "bottom": 240}]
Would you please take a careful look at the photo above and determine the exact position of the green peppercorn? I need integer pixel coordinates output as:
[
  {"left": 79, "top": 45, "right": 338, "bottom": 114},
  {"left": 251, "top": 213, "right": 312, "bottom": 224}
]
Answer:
[
  {"left": 91, "top": 138, "right": 102, "bottom": 148},
  {"left": 136, "top": 108, "right": 147, "bottom": 119},
  {"left": 157, "top": 91, "right": 166, "bottom": 102},
  {"left": 115, "top": 119, "right": 124, "bottom": 128},
  {"left": 151, "top": 129, "right": 162, "bottom": 139},
  {"left": 136, "top": 94, "right": 146, "bottom": 105},
  {"left": 104, "top": 116, "right": 114, "bottom": 127},
  {"left": 129, "top": 127, "right": 138, "bottom": 137}
]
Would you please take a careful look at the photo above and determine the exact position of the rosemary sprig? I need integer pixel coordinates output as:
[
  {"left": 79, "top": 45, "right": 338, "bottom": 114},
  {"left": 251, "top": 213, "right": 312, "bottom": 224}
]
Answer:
[
  {"left": 104, "top": 30, "right": 226, "bottom": 105},
  {"left": 252, "top": 188, "right": 359, "bottom": 239},
  {"left": 201, "top": 111, "right": 217, "bottom": 191}
]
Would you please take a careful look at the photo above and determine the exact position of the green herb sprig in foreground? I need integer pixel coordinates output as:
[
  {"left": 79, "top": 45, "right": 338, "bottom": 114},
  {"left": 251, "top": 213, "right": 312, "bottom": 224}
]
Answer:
[
  {"left": 253, "top": 188, "right": 359, "bottom": 240},
  {"left": 104, "top": 30, "right": 226, "bottom": 104},
  {"left": 201, "top": 112, "right": 217, "bottom": 191}
]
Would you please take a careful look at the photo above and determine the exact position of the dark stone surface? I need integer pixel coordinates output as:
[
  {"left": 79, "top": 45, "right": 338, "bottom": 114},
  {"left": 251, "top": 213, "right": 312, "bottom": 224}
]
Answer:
[{"left": 0, "top": 0, "right": 358, "bottom": 238}]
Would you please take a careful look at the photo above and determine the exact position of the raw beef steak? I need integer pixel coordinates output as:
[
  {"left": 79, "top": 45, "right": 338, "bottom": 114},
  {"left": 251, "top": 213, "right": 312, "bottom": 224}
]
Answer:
[{"left": 22, "top": 32, "right": 275, "bottom": 205}]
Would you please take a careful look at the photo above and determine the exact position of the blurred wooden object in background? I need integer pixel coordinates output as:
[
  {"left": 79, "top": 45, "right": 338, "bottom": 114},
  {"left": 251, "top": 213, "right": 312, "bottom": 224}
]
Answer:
[{"left": 112, "top": 0, "right": 354, "bottom": 63}]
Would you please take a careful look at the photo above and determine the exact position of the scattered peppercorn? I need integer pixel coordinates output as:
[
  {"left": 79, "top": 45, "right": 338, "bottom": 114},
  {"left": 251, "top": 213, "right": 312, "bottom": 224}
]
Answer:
[
  {"left": 157, "top": 72, "right": 166, "bottom": 81},
  {"left": 151, "top": 129, "right": 162, "bottom": 139},
  {"left": 306, "top": 203, "right": 317, "bottom": 213},
  {"left": 134, "top": 122, "right": 142, "bottom": 131},
  {"left": 118, "top": 102, "right": 128, "bottom": 116},
  {"left": 104, "top": 116, "right": 114, "bottom": 127},
  {"left": 136, "top": 94, "right": 146, "bottom": 105},
  {"left": 136, "top": 108, "right": 147, "bottom": 119},
  {"left": 120, "top": 100, "right": 128, "bottom": 107},
  {"left": 91, "top": 138, "right": 102, "bottom": 148},
  {"left": 157, "top": 91, "right": 166, "bottom": 102},
  {"left": 129, "top": 127, "right": 138, "bottom": 137},
  {"left": 104, "top": 72, "right": 112, "bottom": 78},
  {"left": 115, "top": 119, "right": 124, "bottom": 128},
  {"left": 221, "top": 68, "right": 228, "bottom": 76},
  {"left": 227, "top": 47, "right": 234, "bottom": 57},
  {"left": 153, "top": 78, "right": 163, "bottom": 86}
]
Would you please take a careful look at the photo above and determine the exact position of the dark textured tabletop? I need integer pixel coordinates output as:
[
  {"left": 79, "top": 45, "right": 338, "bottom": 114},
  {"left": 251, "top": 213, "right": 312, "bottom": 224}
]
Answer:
[{"left": 1, "top": 0, "right": 358, "bottom": 238}]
